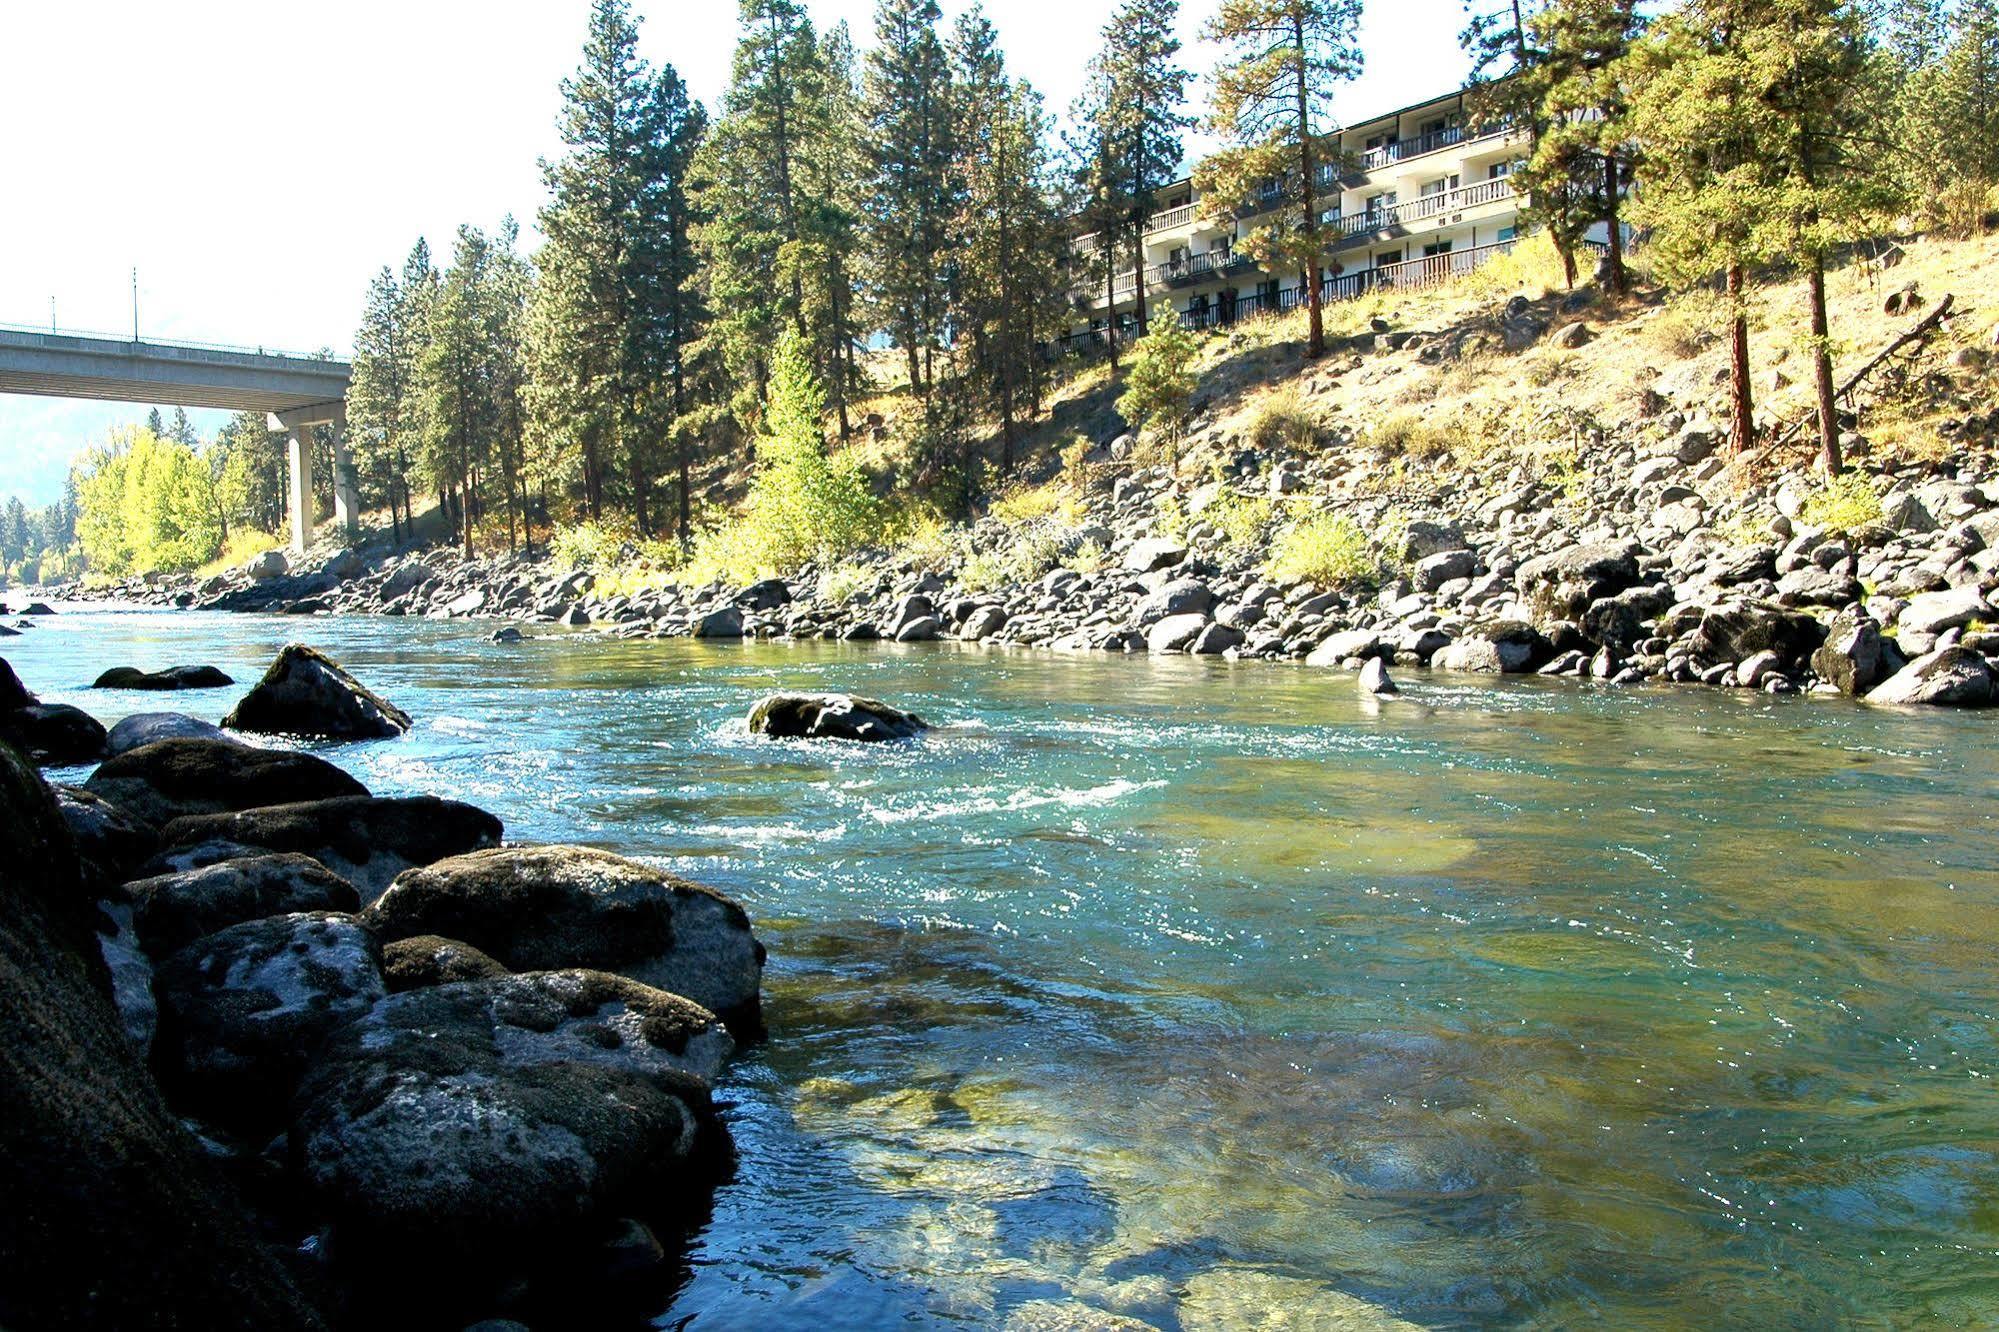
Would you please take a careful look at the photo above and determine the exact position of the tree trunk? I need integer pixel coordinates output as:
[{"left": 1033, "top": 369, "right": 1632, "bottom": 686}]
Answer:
[
  {"left": 1294, "top": 17, "right": 1325, "bottom": 359},
  {"left": 1808, "top": 255, "right": 1842, "bottom": 476},
  {"left": 1602, "top": 153, "right": 1628, "bottom": 295},
  {"left": 1727, "top": 264, "right": 1754, "bottom": 455},
  {"left": 1103, "top": 241, "right": 1120, "bottom": 370}
]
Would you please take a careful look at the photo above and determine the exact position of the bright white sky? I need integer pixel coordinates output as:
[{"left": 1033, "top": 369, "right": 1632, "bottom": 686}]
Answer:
[{"left": 0, "top": 0, "right": 1470, "bottom": 506}]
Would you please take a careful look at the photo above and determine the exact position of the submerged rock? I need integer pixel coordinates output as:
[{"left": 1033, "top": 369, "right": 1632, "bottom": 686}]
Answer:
[
  {"left": 153, "top": 911, "right": 386, "bottom": 1124},
  {"left": 84, "top": 738, "right": 366, "bottom": 827},
  {"left": 364, "top": 844, "right": 764, "bottom": 1034},
  {"left": 92, "top": 664, "right": 234, "bottom": 691},
  {"left": 747, "top": 692, "right": 929, "bottom": 742},
  {"left": 159, "top": 794, "right": 503, "bottom": 902},
  {"left": 223, "top": 644, "right": 411, "bottom": 739},
  {"left": 105, "top": 711, "right": 239, "bottom": 755},
  {"left": 128, "top": 853, "right": 363, "bottom": 958},
  {"left": 289, "top": 969, "right": 730, "bottom": 1267}
]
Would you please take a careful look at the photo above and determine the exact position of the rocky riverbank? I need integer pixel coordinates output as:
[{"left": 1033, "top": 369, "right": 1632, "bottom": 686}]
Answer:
[
  {"left": 0, "top": 647, "right": 768, "bottom": 1329},
  {"left": 41, "top": 411, "right": 1999, "bottom": 709}
]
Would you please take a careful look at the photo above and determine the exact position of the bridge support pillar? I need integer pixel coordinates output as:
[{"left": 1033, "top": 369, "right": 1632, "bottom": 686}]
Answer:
[
  {"left": 286, "top": 428, "right": 316, "bottom": 554},
  {"left": 273, "top": 402, "right": 352, "bottom": 554}
]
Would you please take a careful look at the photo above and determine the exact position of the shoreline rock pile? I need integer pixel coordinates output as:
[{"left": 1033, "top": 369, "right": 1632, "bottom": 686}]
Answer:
[{"left": 0, "top": 647, "right": 769, "bottom": 1327}]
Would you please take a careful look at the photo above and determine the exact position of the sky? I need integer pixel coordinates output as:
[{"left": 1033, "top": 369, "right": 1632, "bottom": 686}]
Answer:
[{"left": 0, "top": 0, "right": 1472, "bottom": 508}]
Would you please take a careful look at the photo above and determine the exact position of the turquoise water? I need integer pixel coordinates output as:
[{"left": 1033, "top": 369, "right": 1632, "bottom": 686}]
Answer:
[{"left": 10, "top": 607, "right": 1999, "bottom": 1327}]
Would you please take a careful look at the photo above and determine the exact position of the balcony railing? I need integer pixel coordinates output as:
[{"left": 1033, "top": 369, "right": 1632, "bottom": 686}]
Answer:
[
  {"left": 1334, "top": 177, "right": 1515, "bottom": 241},
  {"left": 1145, "top": 247, "right": 1254, "bottom": 287},
  {"left": 1354, "top": 120, "right": 1514, "bottom": 172},
  {"left": 1052, "top": 238, "right": 1526, "bottom": 355},
  {"left": 1145, "top": 202, "right": 1197, "bottom": 233}
]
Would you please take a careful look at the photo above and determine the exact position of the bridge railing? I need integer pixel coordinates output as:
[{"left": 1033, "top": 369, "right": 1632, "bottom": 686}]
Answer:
[{"left": 0, "top": 322, "right": 347, "bottom": 367}]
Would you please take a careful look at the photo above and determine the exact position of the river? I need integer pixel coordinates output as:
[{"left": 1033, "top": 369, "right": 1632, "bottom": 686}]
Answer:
[{"left": 10, "top": 606, "right": 1999, "bottom": 1327}]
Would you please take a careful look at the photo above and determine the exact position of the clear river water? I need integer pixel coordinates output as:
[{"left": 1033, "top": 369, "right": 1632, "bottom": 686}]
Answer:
[{"left": 10, "top": 607, "right": 1999, "bottom": 1328}]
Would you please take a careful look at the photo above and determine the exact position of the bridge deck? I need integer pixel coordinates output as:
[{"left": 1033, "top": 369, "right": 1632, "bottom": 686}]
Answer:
[{"left": 0, "top": 327, "right": 351, "bottom": 414}]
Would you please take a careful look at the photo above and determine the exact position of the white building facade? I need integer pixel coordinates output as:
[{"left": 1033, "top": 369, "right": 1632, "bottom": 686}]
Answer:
[{"left": 1068, "top": 87, "right": 1529, "bottom": 346}]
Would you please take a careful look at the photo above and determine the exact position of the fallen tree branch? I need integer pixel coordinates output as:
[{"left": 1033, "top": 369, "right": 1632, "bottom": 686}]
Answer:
[{"left": 1737, "top": 292, "right": 1957, "bottom": 469}]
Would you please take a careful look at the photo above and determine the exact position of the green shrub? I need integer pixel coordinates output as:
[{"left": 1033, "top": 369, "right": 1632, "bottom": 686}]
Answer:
[
  {"left": 958, "top": 548, "right": 1010, "bottom": 593},
  {"left": 1206, "top": 490, "right": 1274, "bottom": 547},
  {"left": 1798, "top": 471, "right": 1884, "bottom": 535},
  {"left": 1248, "top": 386, "right": 1325, "bottom": 452},
  {"left": 1069, "top": 538, "right": 1109, "bottom": 573},
  {"left": 1263, "top": 512, "right": 1382, "bottom": 588},
  {"left": 816, "top": 562, "right": 876, "bottom": 605}
]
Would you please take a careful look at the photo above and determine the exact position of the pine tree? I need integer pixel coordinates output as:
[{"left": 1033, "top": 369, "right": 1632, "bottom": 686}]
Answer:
[
  {"left": 951, "top": 8, "right": 1066, "bottom": 472},
  {"left": 419, "top": 226, "right": 499, "bottom": 554},
  {"left": 1900, "top": 0, "right": 1999, "bottom": 232},
  {"left": 1096, "top": 0, "right": 1192, "bottom": 339},
  {"left": 349, "top": 263, "right": 419, "bottom": 543},
  {"left": 1512, "top": 0, "right": 1643, "bottom": 294},
  {"left": 529, "top": 0, "right": 706, "bottom": 535},
  {"left": 696, "top": 1, "right": 825, "bottom": 412},
  {"left": 863, "top": 0, "right": 958, "bottom": 396},
  {"left": 1884, "top": 0, "right": 1951, "bottom": 70},
  {"left": 1067, "top": 64, "right": 1137, "bottom": 366},
  {"left": 1197, "top": 0, "right": 1365, "bottom": 359}
]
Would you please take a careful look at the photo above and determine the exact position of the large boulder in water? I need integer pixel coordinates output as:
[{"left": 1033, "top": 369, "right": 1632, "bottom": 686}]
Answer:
[
  {"left": 105, "top": 710, "right": 240, "bottom": 755},
  {"left": 223, "top": 644, "right": 411, "bottom": 739},
  {"left": 0, "top": 736, "right": 326, "bottom": 1328},
  {"left": 84, "top": 738, "right": 366, "bottom": 827},
  {"left": 160, "top": 794, "right": 504, "bottom": 901},
  {"left": 747, "top": 692, "right": 928, "bottom": 742},
  {"left": 1866, "top": 646, "right": 1995, "bottom": 706},
  {"left": 152, "top": 911, "right": 386, "bottom": 1126},
  {"left": 1686, "top": 601, "right": 1824, "bottom": 671},
  {"left": 129, "top": 853, "right": 363, "bottom": 958},
  {"left": 288, "top": 970, "right": 729, "bottom": 1272},
  {"left": 1, "top": 703, "right": 108, "bottom": 766},
  {"left": 92, "top": 664, "right": 234, "bottom": 691},
  {"left": 0, "top": 656, "right": 32, "bottom": 711},
  {"left": 364, "top": 845, "right": 764, "bottom": 1035}
]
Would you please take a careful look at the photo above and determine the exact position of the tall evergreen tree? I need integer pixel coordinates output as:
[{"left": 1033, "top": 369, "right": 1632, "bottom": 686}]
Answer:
[
  {"left": 1068, "top": 65, "right": 1137, "bottom": 365},
  {"left": 1197, "top": 0, "right": 1365, "bottom": 359},
  {"left": 1512, "top": 0, "right": 1643, "bottom": 294},
  {"left": 951, "top": 8, "right": 1066, "bottom": 471},
  {"left": 529, "top": 0, "right": 706, "bottom": 536},
  {"left": 863, "top": 0, "right": 958, "bottom": 396},
  {"left": 1095, "top": 0, "right": 1192, "bottom": 339}
]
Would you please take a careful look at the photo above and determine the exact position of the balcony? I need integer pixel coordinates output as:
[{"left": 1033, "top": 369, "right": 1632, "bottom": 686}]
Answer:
[
  {"left": 1354, "top": 120, "right": 1514, "bottom": 172},
  {"left": 1144, "top": 202, "right": 1197, "bottom": 233},
  {"left": 1146, "top": 247, "right": 1253, "bottom": 288},
  {"left": 1333, "top": 177, "right": 1515, "bottom": 247}
]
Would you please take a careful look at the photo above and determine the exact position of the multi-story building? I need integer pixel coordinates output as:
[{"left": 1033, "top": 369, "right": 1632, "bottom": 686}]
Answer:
[{"left": 1066, "top": 86, "right": 1529, "bottom": 346}]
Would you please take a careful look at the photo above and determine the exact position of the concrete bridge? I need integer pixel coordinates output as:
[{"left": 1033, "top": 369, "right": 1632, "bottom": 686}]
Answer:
[{"left": 0, "top": 325, "right": 355, "bottom": 553}]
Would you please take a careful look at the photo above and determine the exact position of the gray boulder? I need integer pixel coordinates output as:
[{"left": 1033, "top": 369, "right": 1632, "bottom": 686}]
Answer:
[
  {"left": 288, "top": 969, "right": 729, "bottom": 1268},
  {"left": 362, "top": 844, "right": 764, "bottom": 1035},
  {"left": 1358, "top": 658, "right": 1399, "bottom": 696},
  {"left": 1306, "top": 629, "right": 1380, "bottom": 666},
  {"left": 159, "top": 795, "right": 504, "bottom": 902},
  {"left": 105, "top": 711, "right": 239, "bottom": 755},
  {"left": 959, "top": 604, "right": 1008, "bottom": 640},
  {"left": 153, "top": 911, "right": 386, "bottom": 1124},
  {"left": 1135, "top": 577, "right": 1215, "bottom": 626},
  {"left": 223, "top": 644, "right": 410, "bottom": 740},
  {"left": 1189, "top": 622, "right": 1243, "bottom": 655},
  {"left": 1867, "top": 647, "right": 1994, "bottom": 706},
  {"left": 748, "top": 692, "right": 928, "bottom": 742},
  {"left": 1123, "top": 537, "right": 1188, "bottom": 573},
  {"left": 693, "top": 606, "right": 744, "bottom": 639},
  {"left": 0, "top": 656, "right": 32, "bottom": 711},
  {"left": 53, "top": 784, "right": 158, "bottom": 885},
  {"left": 84, "top": 738, "right": 366, "bottom": 827},
  {"left": 1413, "top": 549, "right": 1477, "bottom": 593},
  {"left": 1147, "top": 612, "right": 1211, "bottom": 653},
  {"left": 1810, "top": 611, "right": 1885, "bottom": 697},
  {"left": 129, "top": 853, "right": 362, "bottom": 958},
  {"left": 1899, "top": 585, "right": 1992, "bottom": 637}
]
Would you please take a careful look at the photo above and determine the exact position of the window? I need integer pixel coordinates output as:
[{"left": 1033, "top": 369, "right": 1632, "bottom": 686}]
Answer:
[
  {"left": 1375, "top": 249, "right": 1402, "bottom": 268},
  {"left": 1488, "top": 161, "right": 1511, "bottom": 180},
  {"left": 1419, "top": 117, "right": 1448, "bottom": 137},
  {"left": 1420, "top": 174, "right": 1461, "bottom": 199},
  {"left": 1422, "top": 239, "right": 1455, "bottom": 257},
  {"left": 1497, "top": 225, "right": 1518, "bottom": 243}
]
